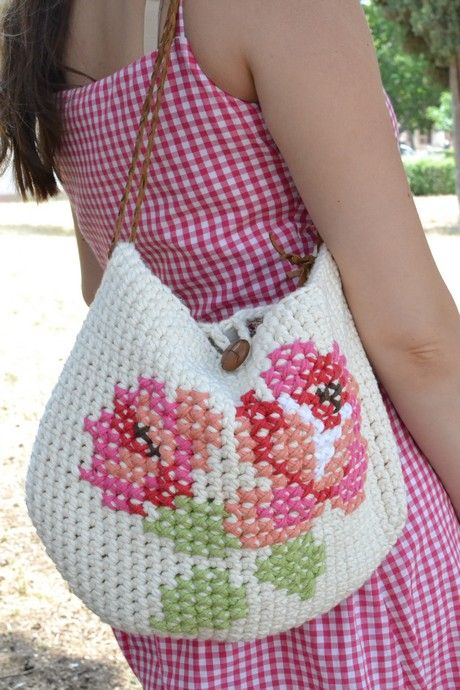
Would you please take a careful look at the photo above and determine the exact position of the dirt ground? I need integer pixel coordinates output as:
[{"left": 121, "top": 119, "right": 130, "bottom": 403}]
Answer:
[{"left": 1, "top": 195, "right": 459, "bottom": 690}]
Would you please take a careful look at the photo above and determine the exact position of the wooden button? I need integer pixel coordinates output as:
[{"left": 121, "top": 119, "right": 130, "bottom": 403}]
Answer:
[{"left": 221, "top": 339, "right": 250, "bottom": 372}]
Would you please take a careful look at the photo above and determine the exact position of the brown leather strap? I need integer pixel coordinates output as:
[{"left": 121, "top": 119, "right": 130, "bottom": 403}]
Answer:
[{"left": 108, "top": 0, "right": 181, "bottom": 259}]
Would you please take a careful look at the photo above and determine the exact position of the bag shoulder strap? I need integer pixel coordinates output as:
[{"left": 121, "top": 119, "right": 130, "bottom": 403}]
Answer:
[{"left": 108, "top": 0, "right": 180, "bottom": 259}]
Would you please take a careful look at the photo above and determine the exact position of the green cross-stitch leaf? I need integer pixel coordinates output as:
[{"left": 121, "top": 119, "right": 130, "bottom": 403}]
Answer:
[
  {"left": 149, "top": 565, "right": 248, "bottom": 635},
  {"left": 143, "top": 496, "right": 242, "bottom": 558},
  {"left": 255, "top": 532, "right": 325, "bottom": 601}
]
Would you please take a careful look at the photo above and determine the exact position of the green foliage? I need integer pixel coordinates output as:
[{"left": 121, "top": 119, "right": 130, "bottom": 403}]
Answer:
[
  {"left": 403, "top": 155, "right": 456, "bottom": 195},
  {"left": 426, "top": 92, "right": 454, "bottom": 134},
  {"left": 364, "top": 3, "right": 445, "bottom": 132},
  {"left": 373, "top": 0, "right": 460, "bottom": 68}
]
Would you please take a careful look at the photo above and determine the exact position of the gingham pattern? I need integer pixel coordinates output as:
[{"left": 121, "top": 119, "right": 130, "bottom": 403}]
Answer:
[
  {"left": 56, "top": 0, "right": 397, "bottom": 323},
  {"left": 54, "top": 0, "right": 459, "bottom": 686}
]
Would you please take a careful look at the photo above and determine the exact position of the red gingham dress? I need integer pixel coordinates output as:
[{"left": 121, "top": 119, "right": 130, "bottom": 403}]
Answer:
[{"left": 55, "top": 2, "right": 460, "bottom": 688}]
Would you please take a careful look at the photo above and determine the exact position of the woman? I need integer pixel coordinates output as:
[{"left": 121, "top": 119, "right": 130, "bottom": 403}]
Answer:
[{"left": 1, "top": 1, "right": 459, "bottom": 688}]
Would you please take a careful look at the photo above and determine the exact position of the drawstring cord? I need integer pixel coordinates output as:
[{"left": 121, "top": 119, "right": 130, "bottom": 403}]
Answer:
[{"left": 269, "top": 232, "right": 318, "bottom": 287}]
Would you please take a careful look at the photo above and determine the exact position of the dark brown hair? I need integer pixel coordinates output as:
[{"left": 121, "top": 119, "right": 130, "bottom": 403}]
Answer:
[{"left": 0, "top": 0, "right": 94, "bottom": 201}]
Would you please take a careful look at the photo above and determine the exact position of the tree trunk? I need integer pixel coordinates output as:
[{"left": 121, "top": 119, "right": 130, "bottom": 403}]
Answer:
[{"left": 449, "top": 55, "right": 460, "bottom": 225}]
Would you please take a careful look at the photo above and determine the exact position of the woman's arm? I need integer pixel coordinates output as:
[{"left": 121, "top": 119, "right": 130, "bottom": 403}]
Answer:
[
  {"left": 71, "top": 204, "right": 103, "bottom": 306},
  {"left": 241, "top": 0, "right": 460, "bottom": 515}
]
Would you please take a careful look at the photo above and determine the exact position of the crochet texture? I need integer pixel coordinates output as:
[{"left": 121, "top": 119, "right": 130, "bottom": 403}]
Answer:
[{"left": 26, "top": 241, "right": 407, "bottom": 641}]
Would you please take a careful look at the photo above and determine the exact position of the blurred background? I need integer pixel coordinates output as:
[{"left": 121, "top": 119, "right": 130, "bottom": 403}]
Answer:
[{"left": 1, "top": 1, "right": 460, "bottom": 689}]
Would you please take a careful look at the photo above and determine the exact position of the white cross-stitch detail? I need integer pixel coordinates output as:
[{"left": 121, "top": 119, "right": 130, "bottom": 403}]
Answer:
[{"left": 277, "top": 393, "right": 353, "bottom": 480}]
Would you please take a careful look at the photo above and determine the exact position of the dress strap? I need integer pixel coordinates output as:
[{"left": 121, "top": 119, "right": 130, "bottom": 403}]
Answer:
[
  {"left": 143, "top": 1, "right": 183, "bottom": 55},
  {"left": 143, "top": 0, "right": 161, "bottom": 54}
]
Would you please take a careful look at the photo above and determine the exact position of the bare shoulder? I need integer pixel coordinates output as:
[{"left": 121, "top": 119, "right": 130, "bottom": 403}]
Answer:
[
  {"left": 237, "top": 0, "right": 460, "bottom": 365},
  {"left": 62, "top": 0, "right": 146, "bottom": 86},
  {"left": 62, "top": 0, "right": 257, "bottom": 102},
  {"left": 182, "top": 0, "right": 257, "bottom": 102}
]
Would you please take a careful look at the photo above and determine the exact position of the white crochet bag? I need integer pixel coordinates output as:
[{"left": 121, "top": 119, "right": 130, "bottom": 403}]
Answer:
[{"left": 26, "top": 0, "right": 407, "bottom": 641}]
